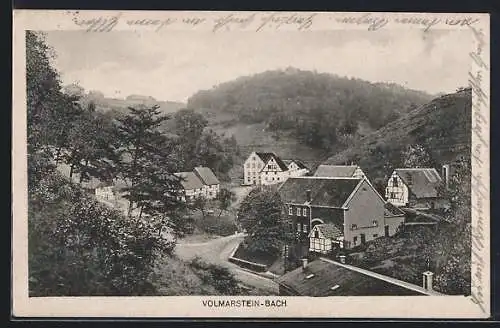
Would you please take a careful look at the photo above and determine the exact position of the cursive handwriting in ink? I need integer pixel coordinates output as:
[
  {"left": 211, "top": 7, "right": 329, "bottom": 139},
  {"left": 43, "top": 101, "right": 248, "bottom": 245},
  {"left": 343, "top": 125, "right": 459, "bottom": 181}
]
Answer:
[
  {"left": 72, "top": 13, "right": 121, "bottom": 32},
  {"left": 394, "top": 16, "right": 441, "bottom": 32},
  {"left": 468, "top": 20, "right": 489, "bottom": 315},
  {"left": 256, "top": 13, "right": 316, "bottom": 32},
  {"left": 126, "top": 18, "right": 177, "bottom": 32},
  {"left": 212, "top": 14, "right": 255, "bottom": 32},
  {"left": 335, "top": 13, "right": 389, "bottom": 31}
]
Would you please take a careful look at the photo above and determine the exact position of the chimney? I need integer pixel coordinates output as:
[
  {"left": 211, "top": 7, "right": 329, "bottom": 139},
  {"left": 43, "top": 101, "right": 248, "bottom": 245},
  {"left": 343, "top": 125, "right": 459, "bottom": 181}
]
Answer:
[
  {"left": 306, "top": 189, "right": 312, "bottom": 202},
  {"left": 301, "top": 258, "right": 308, "bottom": 270},
  {"left": 422, "top": 271, "right": 434, "bottom": 291},
  {"left": 442, "top": 164, "right": 450, "bottom": 189}
]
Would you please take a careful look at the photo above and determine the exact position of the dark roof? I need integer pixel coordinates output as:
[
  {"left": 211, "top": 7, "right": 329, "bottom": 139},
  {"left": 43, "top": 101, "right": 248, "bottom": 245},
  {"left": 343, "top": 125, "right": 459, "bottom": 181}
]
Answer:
[
  {"left": 256, "top": 152, "right": 289, "bottom": 171},
  {"left": 283, "top": 159, "right": 309, "bottom": 170},
  {"left": 277, "top": 258, "right": 441, "bottom": 296},
  {"left": 311, "top": 224, "right": 343, "bottom": 239},
  {"left": 193, "top": 166, "right": 220, "bottom": 185},
  {"left": 313, "top": 165, "right": 359, "bottom": 178},
  {"left": 174, "top": 172, "right": 204, "bottom": 190},
  {"left": 394, "top": 168, "right": 442, "bottom": 199},
  {"left": 278, "top": 177, "right": 361, "bottom": 208},
  {"left": 384, "top": 202, "right": 406, "bottom": 217}
]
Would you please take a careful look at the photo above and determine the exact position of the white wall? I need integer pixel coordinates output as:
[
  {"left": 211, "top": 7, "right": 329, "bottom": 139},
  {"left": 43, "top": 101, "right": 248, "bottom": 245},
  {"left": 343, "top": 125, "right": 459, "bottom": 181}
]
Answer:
[{"left": 385, "top": 171, "right": 409, "bottom": 206}]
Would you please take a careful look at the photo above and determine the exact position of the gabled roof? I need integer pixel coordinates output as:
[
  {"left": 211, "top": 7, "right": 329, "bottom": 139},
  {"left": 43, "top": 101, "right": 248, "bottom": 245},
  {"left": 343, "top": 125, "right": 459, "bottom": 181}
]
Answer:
[
  {"left": 283, "top": 159, "right": 309, "bottom": 170},
  {"left": 309, "top": 224, "right": 343, "bottom": 239},
  {"left": 193, "top": 166, "right": 220, "bottom": 185},
  {"left": 313, "top": 165, "right": 359, "bottom": 178},
  {"left": 277, "top": 258, "right": 442, "bottom": 296},
  {"left": 394, "top": 168, "right": 443, "bottom": 199},
  {"left": 278, "top": 177, "right": 362, "bottom": 208},
  {"left": 384, "top": 202, "right": 406, "bottom": 217},
  {"left": 174, "top": 172, "right": 204, "bottom": 190},
  {"left": 256, "top": 152, "right": 289, "bottom": 171}
]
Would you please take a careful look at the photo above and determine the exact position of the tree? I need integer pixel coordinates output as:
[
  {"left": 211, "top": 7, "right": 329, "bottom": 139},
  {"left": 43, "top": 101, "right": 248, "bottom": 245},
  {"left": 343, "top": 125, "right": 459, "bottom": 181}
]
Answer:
[
  {"left": 174, "top": 109, "right": 208, "bottom": 169},
  {"left": 191, "top": 196, "right": 208, "bottom": 220},
  {"left": 237, "top": 188, "right": 288, "bottom": 255},
  {"left": 401, "top": 144, "right": 433, "bottom": 168},
  {"left": 216, "top": 188, "right": 236, "bottom": 218},
  {"left": 113, "top": 105, "right": 182, "bottom": 218}
]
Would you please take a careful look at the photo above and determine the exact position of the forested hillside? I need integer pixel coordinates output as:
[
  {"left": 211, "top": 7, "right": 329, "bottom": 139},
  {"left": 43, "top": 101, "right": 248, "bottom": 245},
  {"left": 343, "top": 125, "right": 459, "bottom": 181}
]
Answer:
[
  {"left": 324, "top": 88, "right": 472, "bottom": 183},
  {"left": 187, "top": 68, "right": 434, "bottom": 155}
]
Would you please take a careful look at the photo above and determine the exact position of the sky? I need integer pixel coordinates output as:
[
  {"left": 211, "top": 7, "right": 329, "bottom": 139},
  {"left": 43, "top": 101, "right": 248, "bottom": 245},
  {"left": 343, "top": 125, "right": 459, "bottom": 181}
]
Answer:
[{"left": 44, "top": 29, "right": 473, "bottom": 103}]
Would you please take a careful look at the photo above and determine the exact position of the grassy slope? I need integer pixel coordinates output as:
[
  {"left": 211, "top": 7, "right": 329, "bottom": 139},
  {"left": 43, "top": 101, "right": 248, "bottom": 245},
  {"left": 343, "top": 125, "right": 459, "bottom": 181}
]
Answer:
[{"left": 324, "top": 88, "right": 472, "bottom": 180}]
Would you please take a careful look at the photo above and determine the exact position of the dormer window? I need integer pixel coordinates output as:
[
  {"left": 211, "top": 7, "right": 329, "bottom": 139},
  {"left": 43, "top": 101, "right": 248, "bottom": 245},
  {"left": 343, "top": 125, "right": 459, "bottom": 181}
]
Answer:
[
  {"left": 372, "top": 220, "right": 378, "bottom": 227},
  {"left": 351, "top": 224, "right": 357, "bottom": 230}
]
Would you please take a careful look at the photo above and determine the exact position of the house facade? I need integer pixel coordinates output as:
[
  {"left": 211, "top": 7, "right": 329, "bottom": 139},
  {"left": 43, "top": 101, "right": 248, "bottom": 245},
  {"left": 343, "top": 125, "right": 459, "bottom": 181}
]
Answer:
[
  {"left": 243, "top": 152, "right": 308, "bottom": 186},
  {"left": 193, "top": 166, "right": 220, "bottom": 199},
  {"left": 283, "top": 159, "right": 310, "bottom": 178},
  {"left": 385, "top": 168, "right": 446, "bottom": 209},
  {"left": 279, "top": 177, "right": 400, "bottom": 250},
  {"left": 174, "top": 167, "right": 220, "bottom": 202}
]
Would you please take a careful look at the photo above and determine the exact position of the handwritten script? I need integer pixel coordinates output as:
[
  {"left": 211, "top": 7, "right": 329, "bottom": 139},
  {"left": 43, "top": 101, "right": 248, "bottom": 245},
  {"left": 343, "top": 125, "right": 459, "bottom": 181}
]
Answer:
[
  {"left": 468, "top": 22, "right": 489, "bottom": 314},
  {"left": 70, "top": 12, "right": 481, "bottom": 33}
]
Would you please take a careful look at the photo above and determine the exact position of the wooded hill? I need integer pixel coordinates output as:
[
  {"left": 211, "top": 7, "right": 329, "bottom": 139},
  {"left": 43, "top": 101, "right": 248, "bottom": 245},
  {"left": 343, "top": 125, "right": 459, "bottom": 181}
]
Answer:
[
  {"left": 324, "top": 87, "right": 472, "bottom": 182},
  {"left": 186, "top": 68, "right": 434, "bottom": 156}
]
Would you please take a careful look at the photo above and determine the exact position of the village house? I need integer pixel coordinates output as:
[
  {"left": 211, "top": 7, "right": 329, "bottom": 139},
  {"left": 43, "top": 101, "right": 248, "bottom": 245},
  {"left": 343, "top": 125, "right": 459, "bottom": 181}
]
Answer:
[
  {"left": 243, "top": 152, "right": 309, "bottom": 186},
  {"left": 283, "top": 159, "right": 310, "bottom": 177},
  {"left": 193, "top": 166, "right": 220, "bottom": 199},
  {"left": 385, "top": 168, "right": 447, "bottom": 209},
  {"left": 175, "top": 166, "right": 220, "bottom": 202},
  {"left": 276, "top": 257, "right": 442, "bottom": 296},
  {"left": 278, "top": 177, "right": 405, "bottom": 250},
  {"left": 313, "top": 164, "right": 366, "bottom": 179}
]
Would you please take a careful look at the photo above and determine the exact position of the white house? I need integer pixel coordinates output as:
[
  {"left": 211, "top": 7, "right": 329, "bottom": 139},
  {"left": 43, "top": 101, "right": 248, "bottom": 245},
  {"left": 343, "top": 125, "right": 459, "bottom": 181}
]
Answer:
[
  {"left": 385, "top": 168, "right": 445, "bottom": 209},
  {"left": 193, "top": 166, "right": 220, "bottom": 199},
  {"left": 283, "top": 159, "right": 310, "bottom": 178},
  {"left": 243, "top": 152, "right": 267, "bottom": 185},
  {"left": 313, "top": 164, "right": 366, "bottom": 179},
  {"left": 308, "top": 223, "right": 344, "bottom": 254},
  {"left": 243, "top": 152, "right": 293, "bottom": 186},
  {"left": 175, "top": 166, "right": 221, "bottom": 202}
]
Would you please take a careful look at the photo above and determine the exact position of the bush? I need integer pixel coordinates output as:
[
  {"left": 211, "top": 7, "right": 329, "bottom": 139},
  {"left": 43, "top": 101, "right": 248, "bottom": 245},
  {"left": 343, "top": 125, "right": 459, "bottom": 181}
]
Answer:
[
  {"left": 190, "top": 257, "right": 242, "bottom": 295},
  {"left": 195, "top": 214, "right": 238, "bottom": 236}
]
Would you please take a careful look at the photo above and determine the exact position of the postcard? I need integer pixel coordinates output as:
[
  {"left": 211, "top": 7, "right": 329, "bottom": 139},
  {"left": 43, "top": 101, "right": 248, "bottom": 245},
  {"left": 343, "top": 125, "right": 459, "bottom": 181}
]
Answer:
[{"left": 12, "top": 10, "right": 490, "bottom": 318}]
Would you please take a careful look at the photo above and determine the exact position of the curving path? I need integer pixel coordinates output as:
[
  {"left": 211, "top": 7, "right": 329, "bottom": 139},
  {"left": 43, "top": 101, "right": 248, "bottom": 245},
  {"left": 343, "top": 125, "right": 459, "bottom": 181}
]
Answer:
[{"left": 175, "top": 233, "right": 279, "bottom": 295}]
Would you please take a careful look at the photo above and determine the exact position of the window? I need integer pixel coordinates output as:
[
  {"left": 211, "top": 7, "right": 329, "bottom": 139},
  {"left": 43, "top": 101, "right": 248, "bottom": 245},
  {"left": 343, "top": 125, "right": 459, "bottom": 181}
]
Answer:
[
  {"left": 288, "top": 207, "right": 293, "bottom": 215},
  {"left": 297, "top": 208, "right": 301, "bottom": 215},
  {"left": 393, "top": 177, "right": 398, "bottom": 187},
  {"left": 353, "top": 236, "right": 358, "bottom": 245},
  {"left": 246, "top": 163, "right": 250, "bottom": 168},
  {"left": 372, "top": 220, "right": 378, "bottom": 227},
  {"left": 303, "top": 225, "right": 308, "bottom": 233},
  {"left": 302, "top": 208, "right": 307, "bottom": 217},
  {"left": 390, "top": 192, "right": 396, "bottom": 199},
  {"left": 252, "top": 163, "right": 255, "bottom": 168},
  {"left": 373, "top": 234, "right": 378, "bottom": 238},
  {"left": 297, "top": 223, "right": 301, "bottom": 232},
  {"left": 351, "top": 224, "right": 357, "bottom": 230},
  {"left": 314, "top": 230, "right": 319, "bottom": 238}
]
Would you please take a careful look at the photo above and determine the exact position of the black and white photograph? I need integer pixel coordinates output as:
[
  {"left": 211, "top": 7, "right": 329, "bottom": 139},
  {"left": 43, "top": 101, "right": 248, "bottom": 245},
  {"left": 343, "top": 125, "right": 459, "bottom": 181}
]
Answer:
[{"left": 12, "top": 10, "right": 490, "bottom": 318}]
